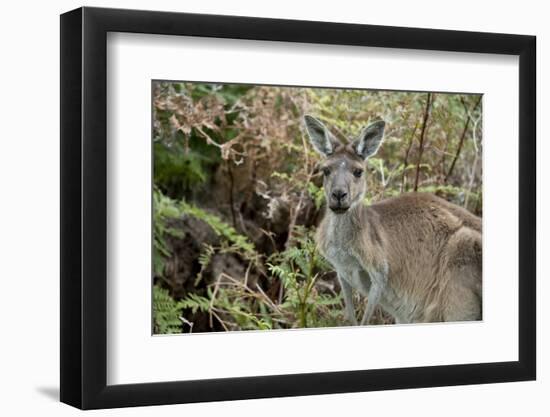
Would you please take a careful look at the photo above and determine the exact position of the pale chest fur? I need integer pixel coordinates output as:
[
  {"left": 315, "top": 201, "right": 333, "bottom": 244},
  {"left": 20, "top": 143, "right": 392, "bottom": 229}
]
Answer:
[{"left": 317, "top": 215, "right": 372, "bottom": 295}]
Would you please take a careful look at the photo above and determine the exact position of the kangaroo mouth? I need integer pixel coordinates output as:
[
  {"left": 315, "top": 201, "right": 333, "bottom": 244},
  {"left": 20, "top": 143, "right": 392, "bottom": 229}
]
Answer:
[{"left": 329, "top": 205, "right": 350, "bottom": 214}]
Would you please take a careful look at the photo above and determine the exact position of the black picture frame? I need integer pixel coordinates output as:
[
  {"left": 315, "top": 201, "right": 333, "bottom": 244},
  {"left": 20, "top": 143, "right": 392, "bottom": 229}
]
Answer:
[{"left": 60, "top": 6, "right": 536, "bottom": 410}]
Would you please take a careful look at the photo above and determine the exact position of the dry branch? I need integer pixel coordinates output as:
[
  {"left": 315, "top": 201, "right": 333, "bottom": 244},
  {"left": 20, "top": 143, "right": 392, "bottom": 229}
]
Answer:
[
  {"left": 445, "top": 95, "right": 482, "bottom": 183},
  {"left": 413, "top": 93, "right": 434, "bottom": 192},
  {"left": 401, "top": 122, "right": 419, "bottom": 192}
]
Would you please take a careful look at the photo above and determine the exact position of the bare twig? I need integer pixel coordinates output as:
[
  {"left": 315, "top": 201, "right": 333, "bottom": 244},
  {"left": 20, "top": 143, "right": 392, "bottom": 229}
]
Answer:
[
  {"left": 258, "top": 227, "right": 278, "bottom": 252},
  {"left": 464, "top": 110, "right": 482, "bottom": 209},
  {"left": 210, "top": 309, "right": 230, "bottom": 331},
  {"left": 413, "top": 93, "right": 434, "bottom": 192},
  {"left": 209, "top": 271, "right": 287, "bottom": 324},
  {"left": 401, "top": 122, "right": 419, "bottom": 192},
  {"left": 179, "top": 316, "right": 194, "bottom": 333},
  {"left": 378, "top": 159, "right": 386, "bottom": 186},
  {"left": 243, "top": 261, "right": 252, "bottom": 288},
  {"left": 280, "top": 167, "right": 314, "bottom": 303},
  {"left": 195, "top": 126, "right": 223, "bottom": 148},
  {"left": 255, "top": 283, "right": 286, "bottom": 317},
  {"left": 226, "top": 159, "right": 237, "bottom": 228},
  {"left": 283, "top": 136, "right": 316, "bottom": 251},
  {"left": 208, "top": 274, "right": 223, "bottom": 328},
  {"left": 445, "top": 95, "right": 482, "bottom": 182}
]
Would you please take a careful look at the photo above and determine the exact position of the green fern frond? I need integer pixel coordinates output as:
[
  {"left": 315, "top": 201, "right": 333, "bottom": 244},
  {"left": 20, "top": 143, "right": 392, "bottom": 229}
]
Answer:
[
  {"left": 153, "top": 285, "right": 185, "bottom": 334},
  {"left": 179, "top": 200, "right": 257, "bottom": 258},
  {"left": 179, "top": 293, "right": 211, "bottom": 314}
]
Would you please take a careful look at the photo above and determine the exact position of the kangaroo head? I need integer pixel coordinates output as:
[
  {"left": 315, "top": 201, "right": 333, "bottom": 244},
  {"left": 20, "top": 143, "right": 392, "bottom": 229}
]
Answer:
[{"left": 304, "top": 115, "right": 385, "bottom": 214}]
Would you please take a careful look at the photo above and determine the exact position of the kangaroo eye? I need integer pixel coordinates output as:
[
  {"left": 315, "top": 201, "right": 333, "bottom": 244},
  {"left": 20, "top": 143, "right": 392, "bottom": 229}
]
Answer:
[
  {"left": 353, "top": 168, "right": 363, "bottom": 178},
  {"left": 322, "top": 167, "right": 331, "bottom": 176}
]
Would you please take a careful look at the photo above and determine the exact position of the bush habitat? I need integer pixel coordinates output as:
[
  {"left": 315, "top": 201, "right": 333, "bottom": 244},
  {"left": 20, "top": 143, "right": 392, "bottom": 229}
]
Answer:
[{"left": 152, "top": 81, "right": 482, "bottom": 334}]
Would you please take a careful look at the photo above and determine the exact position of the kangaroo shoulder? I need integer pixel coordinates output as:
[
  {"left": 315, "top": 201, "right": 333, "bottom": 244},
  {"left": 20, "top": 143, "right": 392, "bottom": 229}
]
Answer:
[{"left": 370, "top": 193, "right": 480, "bottom": 231}]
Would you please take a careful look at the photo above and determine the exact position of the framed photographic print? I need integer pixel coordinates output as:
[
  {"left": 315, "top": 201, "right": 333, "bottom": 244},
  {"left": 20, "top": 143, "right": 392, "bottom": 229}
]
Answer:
[{"left": 60, "top": 6, "right": 536, "bottom": 410}]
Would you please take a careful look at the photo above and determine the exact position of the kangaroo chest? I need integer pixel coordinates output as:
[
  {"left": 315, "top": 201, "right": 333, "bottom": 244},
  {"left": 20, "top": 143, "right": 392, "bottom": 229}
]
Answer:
[
  {"left": 322, "top": 224, "right": 371, "bottom": 295},
  {"left": 324, "top": 235, "right": 411, "bottom": 321},
  {"left": 324, "top": 240, "right": 362, "bottom": 273}
]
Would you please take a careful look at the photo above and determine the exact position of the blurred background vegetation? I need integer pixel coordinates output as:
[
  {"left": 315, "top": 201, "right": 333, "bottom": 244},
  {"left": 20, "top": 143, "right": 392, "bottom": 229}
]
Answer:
[{"left": 152, "top": 81, "right": 482, "bottom": 334}]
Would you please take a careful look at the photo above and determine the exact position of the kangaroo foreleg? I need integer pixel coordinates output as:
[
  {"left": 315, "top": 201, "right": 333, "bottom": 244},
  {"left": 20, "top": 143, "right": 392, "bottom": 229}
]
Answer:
[
  {"left": 360, "top": 269, "right": 388, "bottom": 325},
  {"left": 338, "top": 274, "right": 358, "bottom": 325},
  {"left": 361, "top": 283, "right": 382, "bottom": 325}
]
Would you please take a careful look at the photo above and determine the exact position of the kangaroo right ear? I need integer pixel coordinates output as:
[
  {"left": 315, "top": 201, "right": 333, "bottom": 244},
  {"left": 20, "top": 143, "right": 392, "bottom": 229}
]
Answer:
[
  {"left": 304, "top": 115, "right": 339, "bottom": 157},
  {"left": 354, "top": 120, "right": 385, "bottom": 160}
]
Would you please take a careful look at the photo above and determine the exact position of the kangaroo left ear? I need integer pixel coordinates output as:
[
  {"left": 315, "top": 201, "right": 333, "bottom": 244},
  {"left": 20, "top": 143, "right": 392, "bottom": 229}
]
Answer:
[
  {"left": 354, "top": 120, "right": 385, "bottom": 160},
  {"left": 303, "top": 115, "right": 340, "bottom": 157}
]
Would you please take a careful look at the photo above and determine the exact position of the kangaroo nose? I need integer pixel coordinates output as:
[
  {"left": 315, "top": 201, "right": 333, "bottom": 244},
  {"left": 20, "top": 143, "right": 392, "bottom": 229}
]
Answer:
[{"left": 331, "top": 190, "right": 347, "bottom": 201}]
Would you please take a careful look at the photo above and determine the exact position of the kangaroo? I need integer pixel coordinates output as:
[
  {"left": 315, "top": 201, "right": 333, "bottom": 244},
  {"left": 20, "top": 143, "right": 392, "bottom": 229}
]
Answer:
[{"left": 304, "top": 115, "right": 482, "bottom": 325}]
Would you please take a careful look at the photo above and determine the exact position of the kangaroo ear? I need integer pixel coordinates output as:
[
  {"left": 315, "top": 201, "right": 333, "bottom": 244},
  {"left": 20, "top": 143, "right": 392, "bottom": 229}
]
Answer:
[
  {"left": 354, "top": 120, "right": 385, "bottom": 160},
  {"left": 304, "top": 115, "right": 339, "bottom": 157}
]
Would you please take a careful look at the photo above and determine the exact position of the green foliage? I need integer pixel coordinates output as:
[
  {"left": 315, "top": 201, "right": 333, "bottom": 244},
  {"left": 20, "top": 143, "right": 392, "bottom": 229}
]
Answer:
[
  {"left": 154, "top": 139, "right": 214, "bottom": 196},
  {"left": 179, "top": 292, "right": 211, "bottom": 314},
  {"left": 307, "top": 182, "right": 325, "bottom": 209},
  {"left": 194, "top": 244, "right": 215, "bottom": 286},
  {"left": 155, "top": 215, "right": 343, "bottom": 331},
  {"left": 267, "top": 226, "right": 342, "bottom": 328},
  {"left": 187, "top": 82, "right": 253, "bottom": 106},
  {"left": 153, "top": 285, "right": 186, "bottom": 334},
  {"left": 210, "top": 286, "right": 274, "bottom": 331},
  {"left": 179, "top": 200, "right": 257, "bottom": 259},
  {"left": 153, "top": 187, "right": 183, "bottom": 277},
  {"left": 172, "top": 225, "right": 345, "bottom": 331},
  {"left": 153, "top": 186, "right": 259, "bottom": 282}
]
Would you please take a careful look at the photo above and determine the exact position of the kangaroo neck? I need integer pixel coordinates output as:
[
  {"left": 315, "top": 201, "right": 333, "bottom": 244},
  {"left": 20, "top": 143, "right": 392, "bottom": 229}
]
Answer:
[{"left": 325, "top": 202, "right": 366, "bottom": 234}]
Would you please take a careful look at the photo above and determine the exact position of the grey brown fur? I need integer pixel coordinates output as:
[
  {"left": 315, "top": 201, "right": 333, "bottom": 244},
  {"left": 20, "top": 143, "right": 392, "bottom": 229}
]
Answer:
[{"left": 304, "top": 115, "right": 482, "bottom": 325}]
